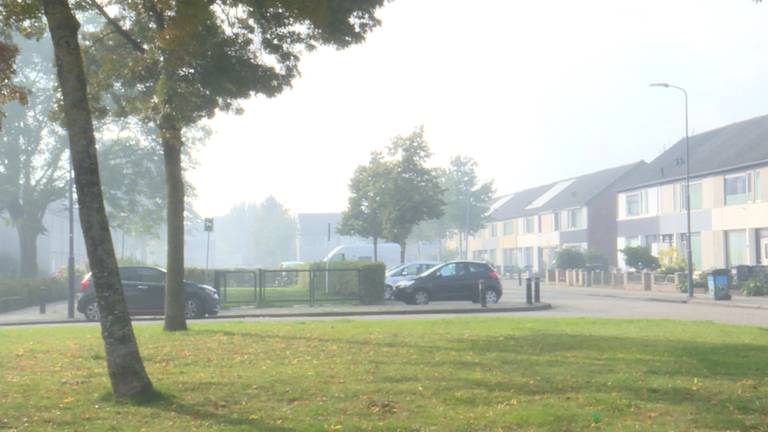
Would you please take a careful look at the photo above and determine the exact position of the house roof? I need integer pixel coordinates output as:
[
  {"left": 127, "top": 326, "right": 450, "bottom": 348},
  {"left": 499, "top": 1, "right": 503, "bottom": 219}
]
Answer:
[
  {"left": 490, "top": 162, "right": 645, "bottom": 221},
  {"left": 617, "top": 114, "right": 768, "bottom": 192}
]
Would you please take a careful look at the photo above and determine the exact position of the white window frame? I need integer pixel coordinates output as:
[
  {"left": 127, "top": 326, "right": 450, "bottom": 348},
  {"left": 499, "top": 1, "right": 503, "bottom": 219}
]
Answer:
[
  {"left": 565, "top": 207, "right": 584, "bottom": 230},
  {"left": 724, "top": 172, "right": 754, "bottom": 206},
  {"left": 625, "top": 192, "right": 645, "bottom": 217}
]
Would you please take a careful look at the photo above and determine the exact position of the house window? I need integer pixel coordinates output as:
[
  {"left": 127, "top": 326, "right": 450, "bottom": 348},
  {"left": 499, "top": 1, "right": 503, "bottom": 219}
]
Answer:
[
  {"left": 626, "top": 192, "right": 643, "bottom": 217},
  {"left": 726, "top": 230, "right": 748, "bottom": 267},
  {"left": 537, "top": 215, "right": 543, "bottom": 233},
  {"left": 566, "top": 208, "right": 584, "bottom": 230},
  {"left": 503, "top": 221, "right": 515, "bottom": 236},
  {"left": 523, "top": 217, "right": 535, "bottom": 234},
  {"left": 490, "top": 224, "right": 497, "bottom": 238},
  {"left": 676, "top": 182, "right": 703, "bottom": 211},
  {"left": 553, "top": 212, "right": 560, "bottom": 231},
  {"left": 756, "top": 171, "right": 763, "bottom": 202},
  {"left": 725, "top": 173, "right": 753, "bottom": 206}
]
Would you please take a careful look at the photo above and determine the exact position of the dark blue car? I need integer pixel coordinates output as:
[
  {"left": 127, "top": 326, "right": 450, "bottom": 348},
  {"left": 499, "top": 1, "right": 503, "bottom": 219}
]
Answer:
[
  {"left": 77, "top": 266, "right": 220, "bottom": 321},
  {"left": 393, "top": 261, "right": 502, "bottom": 305}
]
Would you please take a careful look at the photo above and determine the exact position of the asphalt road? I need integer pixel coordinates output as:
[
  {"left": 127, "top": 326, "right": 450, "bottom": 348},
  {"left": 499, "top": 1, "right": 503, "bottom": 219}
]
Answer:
[{"left": 1, "top": 282, "right": 766, "bottom": 328}]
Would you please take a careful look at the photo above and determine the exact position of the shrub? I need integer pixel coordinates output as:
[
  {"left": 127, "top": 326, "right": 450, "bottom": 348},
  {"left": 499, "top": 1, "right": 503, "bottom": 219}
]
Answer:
[
  {"left": 658, "top": 247, "right": 687, "bottom": 274},
  {"left": 554, "top": 248, "right": 586, "bottom": 269},
  {"left": 676, "top": 271, "right": 709, "bottom": 293},
  {"left": 358, "top": 262, "right": 386, "bottom": 305},
  {"left": 621, "top": 246, "right": 659, "bottom": 271},
  {"left": 0, "top": 277, "right": 69, "bottom": 313},
  {"left": 741, "top": 273, "right": 768, "bottom": 297},
  {"left": 585, "top": 250, "right": 609, "bottom": 267}
]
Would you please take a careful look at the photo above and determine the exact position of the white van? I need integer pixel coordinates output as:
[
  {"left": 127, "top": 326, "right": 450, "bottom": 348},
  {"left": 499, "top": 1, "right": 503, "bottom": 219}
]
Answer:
[{"left": 322, "top": 243, "right": 401, "bottom": 268}]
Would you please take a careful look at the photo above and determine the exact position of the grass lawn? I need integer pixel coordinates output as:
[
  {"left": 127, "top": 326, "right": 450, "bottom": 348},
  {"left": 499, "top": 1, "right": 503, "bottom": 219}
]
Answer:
[{"left": 1, "top": 318, "right": 767, "bottom": 431}]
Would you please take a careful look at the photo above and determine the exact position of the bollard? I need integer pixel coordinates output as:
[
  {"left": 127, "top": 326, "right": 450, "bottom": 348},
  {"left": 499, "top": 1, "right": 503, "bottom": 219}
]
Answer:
[
  {"left": 534, "top": 277, "right": 541, "bottom": 303},
  {"left": 39, "top": 286, "right": 47, "bottom": 314},
  {"left": 518, "top": 272, "right": 522, "bottom": 287},
  {"left": 525, "top": 277, "right": 533, "bottom": 305},
  {"left": 479, "top": 280, "right": 487, "bottom": 308}
]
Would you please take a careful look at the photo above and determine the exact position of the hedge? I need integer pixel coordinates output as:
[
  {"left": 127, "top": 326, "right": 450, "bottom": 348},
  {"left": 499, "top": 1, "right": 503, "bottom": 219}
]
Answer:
[
  {"left": 308, "top": 261, "right": 386, "bottom": 305},
  {"left": 0, "top": 277, "right": 69, "bottom": 313}
]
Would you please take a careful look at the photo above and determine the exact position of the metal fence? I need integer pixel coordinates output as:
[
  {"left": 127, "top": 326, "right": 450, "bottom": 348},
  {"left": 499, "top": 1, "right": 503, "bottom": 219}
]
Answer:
[{"left": 213, "top": 268, "right": 362, "bottom": 307}]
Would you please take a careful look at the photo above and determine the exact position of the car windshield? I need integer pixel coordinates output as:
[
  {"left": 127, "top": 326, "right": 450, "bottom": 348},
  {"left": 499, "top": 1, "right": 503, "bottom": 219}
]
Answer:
[{"left": 386, "top": 264, "right": 405, "bottom": 276}]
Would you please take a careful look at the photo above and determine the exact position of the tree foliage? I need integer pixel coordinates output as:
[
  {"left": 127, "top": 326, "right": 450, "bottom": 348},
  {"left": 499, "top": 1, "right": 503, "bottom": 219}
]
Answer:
[
  {"left": 383, "top": 127, "right": 445, "bottom": 262},
  {"left": 621, "top": 246, "right": 660, "bottom": 271},
  {"left": 0, "top": 36, "right": 171, "bottom": 275},
  {"left": 0, "top": 40, "right": 26, "bottom": 122},
  {"left": 338, "top": 152, "right": 388, "bottom": 258},
  {"left": 70, "top": 0, "right": 387, "bottom": 331},
  {"left": 554, "top": 248, "right": 587, "bottom": 270}
]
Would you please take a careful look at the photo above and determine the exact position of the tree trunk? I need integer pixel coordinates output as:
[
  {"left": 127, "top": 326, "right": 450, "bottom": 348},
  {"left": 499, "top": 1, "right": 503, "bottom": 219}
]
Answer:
[
  {"left": 373, "top": 236, "right": 378, "bottom": 262},
  {"left": 42, "top": 0, "right": 153, "bottom": 399},
  {"left": 399, "top": 241, "right": 406, "bottom": 264},
  {"left": 16, "top": 223, "right": 38, "bottom": 277},
  {"left": 159, "top": 113, "right": 187, "bottom": 331}
]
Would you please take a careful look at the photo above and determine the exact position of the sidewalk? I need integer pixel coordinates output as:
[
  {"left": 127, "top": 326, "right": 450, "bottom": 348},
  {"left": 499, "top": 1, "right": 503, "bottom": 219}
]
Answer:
[
  {"left": 537, "top": 282, "right": 768, "bottom": 310},
  {"left": 0, "top": 299, "right": 552, "bottom": 326}
]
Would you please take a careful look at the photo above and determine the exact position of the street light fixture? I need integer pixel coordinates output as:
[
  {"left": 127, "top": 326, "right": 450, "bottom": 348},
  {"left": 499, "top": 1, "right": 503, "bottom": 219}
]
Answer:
[{"left": 650, "top": 82, "right": 694, "bottom": 298}]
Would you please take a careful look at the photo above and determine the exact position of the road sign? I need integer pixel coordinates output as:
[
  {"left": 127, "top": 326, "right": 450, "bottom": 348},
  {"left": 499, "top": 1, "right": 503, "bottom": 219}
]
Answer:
[{"left": 204, "top": 218, "right": 214, "bottom": 232}]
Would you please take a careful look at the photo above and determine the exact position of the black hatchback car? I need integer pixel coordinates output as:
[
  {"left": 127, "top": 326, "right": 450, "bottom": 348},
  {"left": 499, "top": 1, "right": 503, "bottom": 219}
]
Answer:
[
  {"left": 393, "top": 261, "right": 502, "bottom": 305},
  {"left": 77, "top": 266, "right": 220, "bottom": 321}
]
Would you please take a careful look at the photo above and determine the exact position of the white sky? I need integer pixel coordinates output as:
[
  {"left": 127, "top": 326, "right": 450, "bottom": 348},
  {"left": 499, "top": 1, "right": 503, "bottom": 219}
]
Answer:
[{"left": 189, "top": 0, "right": 768, "bottom": 217}]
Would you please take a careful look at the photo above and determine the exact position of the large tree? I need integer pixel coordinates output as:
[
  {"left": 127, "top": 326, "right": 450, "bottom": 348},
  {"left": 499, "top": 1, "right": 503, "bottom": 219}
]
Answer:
[
  {"left": 0, "top": 35, "right": 66, "bottom": 276},
  {"left": 382, "top": 127, "right": 444, "bottom": 263},
  {"left": 79, "top": 0, "right": 388, "bottom": 331},
  {"left": 3, "top": 0, "right": 154, "bottom": 398},
  {"left": 0, "top": 37, "right": 169, "bottom": 276},
  {"left": 252, "top": 196, "right": 296, "bottom": 267},
  {"left": 338, "top": 152, "right": 389, "bottom": 261},
  {"left": 440, "top": 155, "right": 495, "bottom": 258}
]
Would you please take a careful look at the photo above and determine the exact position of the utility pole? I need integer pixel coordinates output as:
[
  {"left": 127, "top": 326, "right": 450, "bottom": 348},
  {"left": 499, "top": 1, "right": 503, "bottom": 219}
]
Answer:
[{"left": 67, "top": 158, "right": 75, "bottom": 319}]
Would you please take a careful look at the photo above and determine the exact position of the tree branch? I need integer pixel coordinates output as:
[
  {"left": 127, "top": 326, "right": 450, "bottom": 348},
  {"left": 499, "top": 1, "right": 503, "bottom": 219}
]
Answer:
[{"left": 86, "top": 0, "right": 146, "bottom": 54}]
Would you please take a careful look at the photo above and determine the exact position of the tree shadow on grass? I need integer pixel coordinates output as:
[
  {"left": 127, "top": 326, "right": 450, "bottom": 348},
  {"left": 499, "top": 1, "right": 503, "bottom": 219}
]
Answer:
[{"left": 99, "top": 390, "right": 295, "bottom": 431}]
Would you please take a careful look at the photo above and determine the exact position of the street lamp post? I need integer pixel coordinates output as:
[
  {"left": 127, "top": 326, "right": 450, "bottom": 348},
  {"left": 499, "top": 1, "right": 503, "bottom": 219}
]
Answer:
[
  {"left": 650, "top": 82, "right": 694, "bottom": 298},
  {"left": 67, "top": 158, "right": 75, "bottom": 318}
]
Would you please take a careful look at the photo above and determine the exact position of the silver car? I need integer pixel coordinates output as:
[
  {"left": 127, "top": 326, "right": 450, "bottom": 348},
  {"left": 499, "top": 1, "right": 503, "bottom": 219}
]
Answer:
[{"left": 384, "top": 261, "right": 440, "bottom": 300}]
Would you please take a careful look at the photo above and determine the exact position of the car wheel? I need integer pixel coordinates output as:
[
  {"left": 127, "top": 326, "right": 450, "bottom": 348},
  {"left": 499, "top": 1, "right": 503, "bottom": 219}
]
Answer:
[
  {"left": 384, "top": 285, "right": 394, "bottom": 300},
  {"left": 84, "top": 300, "right": 100, "bottom": 322},
  {"left": 484, "top": 289, "right": 500, "bottom": 304},
  {"left": 184, "top": 297, "right": 204, "bottom": 319},
  {"left": 413, "top": 290, "right": 430, "bottom": 305}
]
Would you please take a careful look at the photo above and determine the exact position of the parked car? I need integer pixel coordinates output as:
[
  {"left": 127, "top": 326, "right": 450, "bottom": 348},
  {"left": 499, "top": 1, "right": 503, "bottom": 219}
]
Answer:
[
  {"left": 393, "top": 261, "right": 502, "bottom": 305},
  {"left": 76, "top": 266, "right": 220, "bottom": 321},
  {"left": 384, "top": 261, "right": 440, "bottom": 300}
]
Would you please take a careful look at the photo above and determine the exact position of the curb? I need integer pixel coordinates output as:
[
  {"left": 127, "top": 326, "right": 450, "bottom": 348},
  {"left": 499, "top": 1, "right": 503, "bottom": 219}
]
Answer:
[
  {"left": 686, "top": 299, "right": 767, "bottom": 310},
  {"left": 0, "top": 303, "right": 553, "bottom": 327}
]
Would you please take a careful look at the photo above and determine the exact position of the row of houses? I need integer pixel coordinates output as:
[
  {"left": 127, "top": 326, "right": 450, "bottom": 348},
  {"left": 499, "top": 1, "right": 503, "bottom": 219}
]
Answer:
[{"left": 468, "top": 114, "right": 768, "bottom": 274}]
